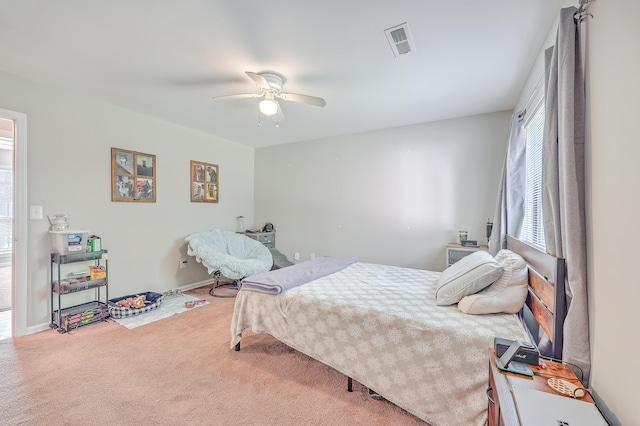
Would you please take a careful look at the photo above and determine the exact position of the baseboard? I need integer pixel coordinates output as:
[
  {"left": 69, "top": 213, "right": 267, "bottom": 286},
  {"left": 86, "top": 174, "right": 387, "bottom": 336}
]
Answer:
[
  {"left": 24, "top": 322, "right": 52, "bottom": 336},
  {"left": 591, "top": 387, "right": 622, "bottom": 426},
  {"left": 176, "top": 278, "right": 215, "bottom": 292}
]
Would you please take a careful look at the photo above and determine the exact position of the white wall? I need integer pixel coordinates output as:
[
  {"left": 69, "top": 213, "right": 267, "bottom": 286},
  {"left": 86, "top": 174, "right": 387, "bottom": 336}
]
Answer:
[
  {"left": 254, "top": 111, "right": 511, "bottom": 271},
  {"left": 0, "top": 70, "right": 255, "bottom": 333},
  {"left": 8, "top": 2, "right": 634, "bottom": 419},
  {"left": 515, "top": 2, "right": 639, "bottom": 423},
  {"left": 586, "top": 1, "right": 640, "bottom": 423}
]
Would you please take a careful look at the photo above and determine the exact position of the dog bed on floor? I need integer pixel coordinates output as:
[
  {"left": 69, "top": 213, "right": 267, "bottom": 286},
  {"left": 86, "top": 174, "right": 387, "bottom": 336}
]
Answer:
[{"left": 108, "top": 292, "right": 164, "bottom": 319}]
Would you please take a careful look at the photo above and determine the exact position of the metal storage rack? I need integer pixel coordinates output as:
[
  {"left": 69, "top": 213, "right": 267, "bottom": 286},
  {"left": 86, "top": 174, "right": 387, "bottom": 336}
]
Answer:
[{"left": 50, "top": 250, "right": 109, "bottom": 333}]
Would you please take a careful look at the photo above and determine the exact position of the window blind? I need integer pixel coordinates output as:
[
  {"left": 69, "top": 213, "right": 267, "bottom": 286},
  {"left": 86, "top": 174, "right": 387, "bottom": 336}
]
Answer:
[{"left": 520, "top": 103, "right": 545, "bottom": 249}]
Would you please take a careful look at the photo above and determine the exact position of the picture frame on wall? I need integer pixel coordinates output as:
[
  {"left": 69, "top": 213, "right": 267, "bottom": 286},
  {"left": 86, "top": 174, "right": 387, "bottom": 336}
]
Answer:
[
  {"left": 191, "top": 160, "right": 218, "bottom": 203},
  {"left": 111, "top": 147, "right": 156, "bottom": 202}
]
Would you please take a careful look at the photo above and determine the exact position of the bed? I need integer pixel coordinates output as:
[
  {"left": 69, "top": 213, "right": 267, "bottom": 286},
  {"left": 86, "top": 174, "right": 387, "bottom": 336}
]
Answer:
[{"left": 230, "top": 236, "right": 565, "bottom": 425}]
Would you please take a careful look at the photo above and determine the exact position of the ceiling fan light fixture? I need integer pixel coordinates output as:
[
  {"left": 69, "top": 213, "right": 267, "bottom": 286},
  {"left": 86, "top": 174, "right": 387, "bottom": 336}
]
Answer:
[
  {"left": 259, "top": 98, "right": 278, "bottom": 116},
  {"left": 214, "top": 71, "right": 325, "bottom": 123}
]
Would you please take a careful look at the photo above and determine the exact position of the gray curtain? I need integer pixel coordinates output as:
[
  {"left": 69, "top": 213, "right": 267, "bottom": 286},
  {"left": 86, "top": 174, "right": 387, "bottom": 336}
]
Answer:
[
  {"left": 488, "top": 112, "right": 526, "bottom": 255},
  {"left": 543, "top": 6, "right": 590, "bottom": 383}
]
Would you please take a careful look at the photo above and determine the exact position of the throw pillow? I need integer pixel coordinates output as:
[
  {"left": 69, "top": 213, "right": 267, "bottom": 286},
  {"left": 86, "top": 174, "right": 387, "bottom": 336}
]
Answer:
[
  {"left": 457, "top": 249, "right": 528, "bottom": 314},
  {"left": 435, "top": 250, "right": 503, "bottom": 306}
]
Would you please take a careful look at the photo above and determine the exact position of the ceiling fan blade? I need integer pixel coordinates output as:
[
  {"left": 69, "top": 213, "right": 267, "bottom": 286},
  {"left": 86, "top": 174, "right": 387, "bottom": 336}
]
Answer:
[
  {"left": 271, "top": 101, "right": 285, "bottom": 122},
  {"left": 279, "top": 92, "right": 326, "bottom": 107},
  {"left": 211, "top": 93, "right": 261, "bottom": 101},
  {"left": 245, "top": 71, "right": 270, "bottom": 90}
]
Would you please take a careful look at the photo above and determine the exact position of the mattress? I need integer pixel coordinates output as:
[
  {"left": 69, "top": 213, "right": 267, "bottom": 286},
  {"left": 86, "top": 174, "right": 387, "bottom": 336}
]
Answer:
[{"left": 231, "top": 262, "right": 529, "bottom": 425}]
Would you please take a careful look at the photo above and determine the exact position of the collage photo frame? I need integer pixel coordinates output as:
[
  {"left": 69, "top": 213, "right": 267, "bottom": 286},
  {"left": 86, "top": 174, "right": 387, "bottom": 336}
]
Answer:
[
  {"left": 190, "top": 160, "right": 218, "bottom": 203},
  {"left": 111, "top": 147, "right": 156, "bottom": 202}
]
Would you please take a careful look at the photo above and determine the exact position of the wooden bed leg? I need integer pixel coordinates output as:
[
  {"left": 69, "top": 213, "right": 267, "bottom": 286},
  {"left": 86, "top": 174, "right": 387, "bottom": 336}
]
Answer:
[
  {"left": 235, "top": 342, "right": 240, "bottom": 351},
  {"left": 347, "top": 377, "right": 352, "bottom": 392}
]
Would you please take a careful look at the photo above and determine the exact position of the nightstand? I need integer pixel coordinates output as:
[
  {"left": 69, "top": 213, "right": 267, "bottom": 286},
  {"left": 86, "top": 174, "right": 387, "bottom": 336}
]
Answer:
[
  {"left": 244, "top": 231, "right": 275, "bottom": 248},
  {"left": 446, "top": 243, "right": 488, "bottom": 267},
  {"left": 486, "top": 349, "right": 595, "bottom": 425}
]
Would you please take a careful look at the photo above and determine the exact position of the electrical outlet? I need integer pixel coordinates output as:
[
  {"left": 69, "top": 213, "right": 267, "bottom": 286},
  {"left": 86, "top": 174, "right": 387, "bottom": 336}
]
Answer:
[
  {"left": 179, "top": 258, "right": 188, "bottom": 269},
  {"left": 294, "top": 252, "right": 300, "bottom": 261},
  {"left": 309, "top": 253, "right": 315, "bottom": 260}
]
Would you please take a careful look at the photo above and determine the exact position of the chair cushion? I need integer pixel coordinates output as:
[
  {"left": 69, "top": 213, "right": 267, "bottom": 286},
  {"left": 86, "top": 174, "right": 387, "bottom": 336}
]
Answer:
[{"left": 185, "top": 230, "right": 273, "bottom": 279}]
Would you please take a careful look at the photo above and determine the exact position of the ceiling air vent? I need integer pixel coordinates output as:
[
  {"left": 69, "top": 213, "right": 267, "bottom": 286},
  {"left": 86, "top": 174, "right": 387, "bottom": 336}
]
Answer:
[{"left": 384, "top": 22, "right": 415, "bottom": 57}]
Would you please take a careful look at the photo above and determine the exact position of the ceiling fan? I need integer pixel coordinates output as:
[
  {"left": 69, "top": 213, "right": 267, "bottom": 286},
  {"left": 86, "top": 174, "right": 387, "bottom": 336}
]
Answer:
[{"left": 212, "top": 71, "right": 326, "bottom": 122}]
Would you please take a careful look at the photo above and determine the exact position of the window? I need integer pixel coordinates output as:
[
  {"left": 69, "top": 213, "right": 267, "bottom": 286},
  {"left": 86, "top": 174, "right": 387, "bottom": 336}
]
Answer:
[{"left": 520, "top": 102, "right": 545, "bottom": 249}]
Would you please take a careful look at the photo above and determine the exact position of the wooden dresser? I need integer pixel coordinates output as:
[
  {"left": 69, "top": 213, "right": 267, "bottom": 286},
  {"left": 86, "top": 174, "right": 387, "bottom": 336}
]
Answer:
[{"left": 486, "top": 348, "right": 595, "bottom": 425}]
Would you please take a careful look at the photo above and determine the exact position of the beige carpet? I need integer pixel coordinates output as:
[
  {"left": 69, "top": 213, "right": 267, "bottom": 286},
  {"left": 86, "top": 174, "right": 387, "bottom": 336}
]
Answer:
[{"left": 0, "top": 285, "right": 425, "bottom": 425}]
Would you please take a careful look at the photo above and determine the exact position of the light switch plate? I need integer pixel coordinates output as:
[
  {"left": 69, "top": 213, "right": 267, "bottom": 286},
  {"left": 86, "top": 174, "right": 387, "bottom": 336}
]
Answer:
[{"left": 29, "top": 205, "right": 43, "bottom": 220}]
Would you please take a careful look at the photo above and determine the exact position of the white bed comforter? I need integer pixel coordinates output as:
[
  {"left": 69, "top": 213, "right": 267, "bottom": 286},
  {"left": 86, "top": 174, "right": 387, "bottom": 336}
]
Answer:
[{"left": 230, "top": 262, "right": 528, "bottom": 425}]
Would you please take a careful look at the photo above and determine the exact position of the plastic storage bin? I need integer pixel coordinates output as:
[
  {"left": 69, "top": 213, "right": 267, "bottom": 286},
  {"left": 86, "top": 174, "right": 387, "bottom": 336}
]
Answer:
[{"left": 50, "top": 230, "right": 89, "bottom": 254}]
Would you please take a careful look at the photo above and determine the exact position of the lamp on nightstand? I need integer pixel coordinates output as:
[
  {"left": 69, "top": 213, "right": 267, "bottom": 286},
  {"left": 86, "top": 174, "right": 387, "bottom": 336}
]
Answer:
[{"left": 486, "top": 220, "right": 493, "bottom": 244}]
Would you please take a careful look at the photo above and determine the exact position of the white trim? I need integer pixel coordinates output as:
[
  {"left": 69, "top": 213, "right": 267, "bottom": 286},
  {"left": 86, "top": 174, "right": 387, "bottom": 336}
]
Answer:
[
  {"left": 0, "top": 108, "right": 27, "bottom": 337},
  {"left": 26, "top": 323, "right": 51, "bottom": 335},
  {"left": 519, "top": 73, "right": 545, "bottom": 118},
  {"left": 177, "top": 278, "right": 215, "bottom": 292}
]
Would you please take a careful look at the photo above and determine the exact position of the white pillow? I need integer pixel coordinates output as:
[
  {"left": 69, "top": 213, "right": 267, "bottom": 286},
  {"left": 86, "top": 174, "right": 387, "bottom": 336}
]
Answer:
[
  {"left": 435, "top": 251, "right": 503, "bottom": 306},
  {"left": 457, "top": 249, "right": 528, "bottom": 315}
]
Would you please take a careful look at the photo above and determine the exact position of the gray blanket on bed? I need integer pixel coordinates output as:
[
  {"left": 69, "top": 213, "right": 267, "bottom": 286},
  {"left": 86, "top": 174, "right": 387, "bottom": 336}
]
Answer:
[{"left": 241, "top": 256, "right": 357, "bottom": 294}]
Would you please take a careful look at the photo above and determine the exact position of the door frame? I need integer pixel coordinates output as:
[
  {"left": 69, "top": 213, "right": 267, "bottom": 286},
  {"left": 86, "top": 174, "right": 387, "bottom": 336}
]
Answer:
[{"left": 0, "top": 108, "right": 27, "bottom": 337}]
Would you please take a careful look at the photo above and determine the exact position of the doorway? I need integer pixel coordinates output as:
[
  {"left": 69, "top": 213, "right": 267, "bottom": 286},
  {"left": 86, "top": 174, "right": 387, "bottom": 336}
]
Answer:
[
  {"left": 0, "top": 117, "right": 13, "bottom": 340},
  {"left": 0, "top": 108, "right": 26, "bottom": 339}
]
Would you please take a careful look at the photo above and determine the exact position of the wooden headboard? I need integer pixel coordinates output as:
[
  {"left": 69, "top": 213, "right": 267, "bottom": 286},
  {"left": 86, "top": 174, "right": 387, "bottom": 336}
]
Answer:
[{"left": 507, "top": 235, "right": 566, "bottom": 360}]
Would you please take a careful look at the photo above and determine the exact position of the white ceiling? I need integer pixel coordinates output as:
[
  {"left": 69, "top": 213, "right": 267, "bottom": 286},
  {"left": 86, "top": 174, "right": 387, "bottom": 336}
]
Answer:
[{"left": 0, "top": 0, "right": 564, "bottom": 148}]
